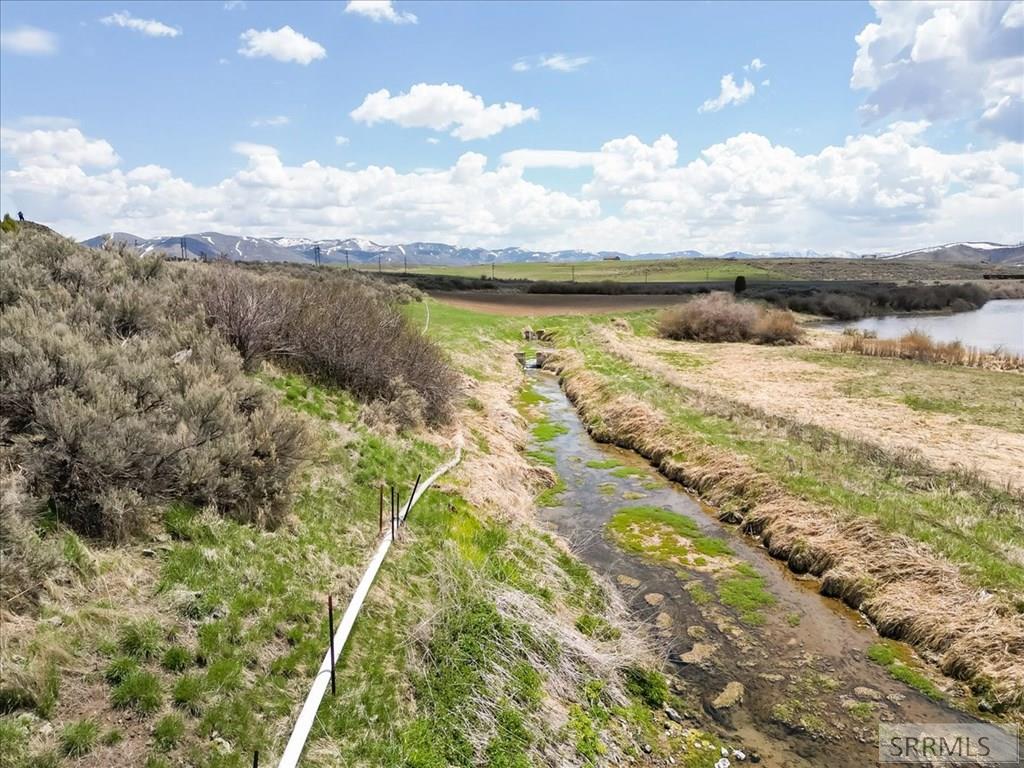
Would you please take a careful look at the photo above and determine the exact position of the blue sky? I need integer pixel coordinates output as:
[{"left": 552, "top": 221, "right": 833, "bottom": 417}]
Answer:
[{"left": 1, "top": 0, "right": 1022, "bottom": 253}]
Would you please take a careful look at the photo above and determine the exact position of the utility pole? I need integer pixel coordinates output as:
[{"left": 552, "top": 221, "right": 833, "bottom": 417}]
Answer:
[
  {"left": 571, "top": 264, "right": 575, "bottom": 282},
  {"left": 346, "top": 252, "right": 350, "bottom": 270},
  {"left": 313, "top": 244, "right": 322, "bottom": 268},
  {"left": 491, "top": 263, "right": 495, "bottom": 280},
  {"left": 378, "top": 254, "right": 382, "bottom": 273},
  {"left": 180, "top": 237, "right": 186, "bottom": 261},
  {"left": 404, "top": 254, "right": 407, "bottom": 275}
]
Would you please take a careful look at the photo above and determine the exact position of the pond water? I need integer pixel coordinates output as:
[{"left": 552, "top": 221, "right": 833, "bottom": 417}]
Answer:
[
  {"left": 826, "top": 298, "right": 1024, "bottom": 355},
  {"left": 527, "top": 372, "right": 982, "bottom": 767}
]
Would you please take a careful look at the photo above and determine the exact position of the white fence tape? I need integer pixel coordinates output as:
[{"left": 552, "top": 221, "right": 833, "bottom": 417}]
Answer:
[{"left": 277, "top": 435, "right": 463, "bottom": 768}]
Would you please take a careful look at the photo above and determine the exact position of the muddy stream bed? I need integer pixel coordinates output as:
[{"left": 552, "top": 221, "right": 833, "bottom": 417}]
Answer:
[{"left": 527, "top": 371, "right": 985, "bottom": 767}]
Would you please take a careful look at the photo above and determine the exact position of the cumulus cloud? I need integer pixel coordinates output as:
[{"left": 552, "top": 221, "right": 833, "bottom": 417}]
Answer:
[
  {"left": 0, "top": 127, "right": 118, "bottom": 168},
  {"left": 334, "top": 135, "right": 350, "bottom": 145},
  {"left": 0, "top": 25, "right": 57, "bottom": 55},
  {"left": 351, "top": 83, "right": 539, "bottom": 140},
  {"left": 698, "top": 73, "right": 756, "bottom": 113},
  {"left": 250, "top": 115, "right": 290, "bottom": 127},
  {"left": 2, "top": 126, "right": 1020, "bottom": 254},
  {"left": 426, "top": 137, "right": 440, "bottom": 144},
  {"left": 745, "top": 57, "right": 765, "bottom": 71},
  {"left": 344, "top": 1, "right": 417, "bottom": 24},
  {"left": 101, "top": 11, "right": 180, "bottom": 38},
  {"left": 852, "top": 1, "right": 1024, "bottom": 139},
  {"left": 238, "top": 26, "right": 326, "bottom": 65}
]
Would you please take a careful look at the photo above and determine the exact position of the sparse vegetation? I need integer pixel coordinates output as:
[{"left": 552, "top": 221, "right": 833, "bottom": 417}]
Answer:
[
  {"left": 833, "top": 329, "right": 1023, "bottom": 369},
  {"left": 658, "top": 292, "right": 802, "bottom": 344},
  {"left": 60, "top": 719, "right": 100, "bottom": 757}
]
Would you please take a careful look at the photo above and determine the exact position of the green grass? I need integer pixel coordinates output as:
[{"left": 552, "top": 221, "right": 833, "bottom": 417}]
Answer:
[
  {"left": 160, "top": 645, "right": 192, "bottom": 672},
  {"left": 117, "top": 619, "right": 163, "bottom": 660},
  {"left": 378, "top": 257, "right": 790, "bottom": 284},
  {"left": 111, "top": 670, "right": 162, "bottom": 714},
  {"left": 60, "top": 719, "right": 100, "bottom": 757},
  {"left": 526, "top": 448, "right": 556, "bottom": 467},
  {"left": 607, "top": 506, "right": 732, "bottom": 561},
  {"left": 866, "top": 641, "right": 944, "bottom": 701},
  {"left": 531, "top": 419, "right": 569, "bottom": 442},
  {"left": 153, "top": 714, "right": 185, "bottom": 751},
  {"left": 717, "top": 564, "right": 775, "bottom": 626},
  {"left": 586, "top": 458, "right": 621, "bottom": 469},
  {"left": 536, "top": 476, "right": 567, "bottom": 507}
]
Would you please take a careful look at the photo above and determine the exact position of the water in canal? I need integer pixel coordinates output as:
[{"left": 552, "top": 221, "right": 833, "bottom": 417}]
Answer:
[{"left": 527, "top": 371, "right": 985, "bottom": 767}]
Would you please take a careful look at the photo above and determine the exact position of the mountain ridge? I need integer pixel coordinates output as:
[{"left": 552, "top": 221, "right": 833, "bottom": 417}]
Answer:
[{"left": 80, "top": 232, "right": 1024, "bottom": 267}]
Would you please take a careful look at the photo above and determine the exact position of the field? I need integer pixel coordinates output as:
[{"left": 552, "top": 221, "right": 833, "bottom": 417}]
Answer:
[{"left": 373, "top": 256, "right": 1023, "bottom": 285}]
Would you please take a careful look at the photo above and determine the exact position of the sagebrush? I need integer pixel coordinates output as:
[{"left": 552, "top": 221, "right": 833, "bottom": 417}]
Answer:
[
  {"left": 658, "top": 292, "right": 802, "bottom": 344},
  {"left": 0, "top": 225, "right": 310, "bottom": 554}
]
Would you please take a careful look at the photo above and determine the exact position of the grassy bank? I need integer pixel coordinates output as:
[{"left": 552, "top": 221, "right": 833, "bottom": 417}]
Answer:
[
  {"left": 536, "top": 317, "right": 1023, "bottom": 713},
  {"left": 1, "top": 368, "right": 692, "bottom": 767}
]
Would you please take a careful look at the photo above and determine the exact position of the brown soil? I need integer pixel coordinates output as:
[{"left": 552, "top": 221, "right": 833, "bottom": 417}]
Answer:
[
  {"left": 603, "top": 328, "right": 1024, "bottom": 491},
  {"left": 430, "top": 291, "right": 687, "bottom": 316}
]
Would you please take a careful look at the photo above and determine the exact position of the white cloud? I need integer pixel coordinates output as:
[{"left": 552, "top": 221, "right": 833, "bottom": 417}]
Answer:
[
  {"left": 250, "top": 115, "right": 290, "bottom": 127},
  {"left": 0, "top": 127, "right": 119, "bottom": 168},
  {"left": 3, "top": 126, "right": 1020, "bottom": 255},
  {"left": 426, "top": 137, "right": 440, "bottom": 144},
  {"left": 500, "top": 149, "right": 600, "bottom": 168},
  {"left": 513, "top": 54, "right": 593, "bottom": 72},
  {"left": 334, "top": 135, "right": 350, "bottom": 145},
  {"left": 344, "top": 1, "right": 417, "bottom": 24},
  {"left": 224, "top": 1, "right": 246, "bottom": 9},
  {"left": 539, "top": 54, "right": 593, "bottom": 72},
  {"left": 852, "top": 1, "right": 1024, "bottom": 139},
  {"left": 745, "top": 57, "right": 765, "bottom": 71},
  {"left": 7, "top": 116, "right": 79, "bottom": 130},
  {"left": 101, "top": 11, "right": 180, "bottom": 38},
  {"left": 0, "top": 25, "right": 57, "bottom": 55},
  {"left": 698, "top": 73, "right": 756, "bottom": 113},
  {"left": 761, "top": 79, "right": 771, "bottom": 87},
  {"left": 351, "top": 83, "right": 539, "bottom": 140},
  {"left": 238, "top": 26, "right": 325, "bottom": 65}
]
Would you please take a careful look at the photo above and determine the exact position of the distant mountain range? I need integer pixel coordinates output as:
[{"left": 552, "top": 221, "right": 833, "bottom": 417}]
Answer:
[{"left": 80, "top": 232, "right": 1024, "bottom": 267}]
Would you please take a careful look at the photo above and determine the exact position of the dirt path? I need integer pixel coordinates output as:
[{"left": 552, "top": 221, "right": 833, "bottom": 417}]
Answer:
[
  {"left": 602, "top": 329, "right": 1024, "bottom": 490},
  {"left": 430, "top": 290, "right": 687, "bottom": 316}
]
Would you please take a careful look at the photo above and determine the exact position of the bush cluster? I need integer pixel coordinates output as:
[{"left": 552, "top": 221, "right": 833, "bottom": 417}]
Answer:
[
  {"left": 658, "top": 292, "right": 802, "bottom": 344},
  {"left": 201, "top": 266, "right": 458, "bottom": 427},
  {"left": 750, "top": 282, "right": 988, "bottom": 320},
  {"left": 0, "top": 226, "right": 310, "bottom": 555}
]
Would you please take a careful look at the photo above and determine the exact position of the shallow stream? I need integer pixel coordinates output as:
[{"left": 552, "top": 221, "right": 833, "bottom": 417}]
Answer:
[{"left": 528, "top": 371, "right": 984, "bottom": 767}]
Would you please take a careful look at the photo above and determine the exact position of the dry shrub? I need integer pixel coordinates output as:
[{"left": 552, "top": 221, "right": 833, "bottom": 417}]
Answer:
[
  {"left": 833, "top": 329, "right": 1024, "bottom": 370},
  {"left": 201, "top": 267, "right": 459, "bottom": 427},
  {"left": 658, "top": 292, "right": 802, "bottom": 345},
  {"left": 0, "top": 469, "right": 60, "bottom": 612},
  {"left": 752, "top": 307, "right": 802, "bottom": 344},
  {"left": 0, "top": 226, "right": 311, "bottom": 546}
]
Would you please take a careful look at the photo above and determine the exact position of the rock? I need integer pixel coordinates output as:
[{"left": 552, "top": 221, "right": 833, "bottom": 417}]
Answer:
[
  {"left": 616, "top": 575, "right": 641, "bottom": 588},
  {"left": 656, "top": 612, "right": 674, "bottom": 630},
  {"left": 978, "top": 698, "right": 994, "bottom": 712},
  {"left": 644, "top": 592, "right": 665, "bottom": 606},
  {"left": 759, "top": 673, "right": 784, "bottom": 683},
  {"left": 141, "top": 548, "right": 156, "bottom": 557},
  {"left": 664, "top": 706, "right": 685, "bottom": 724},
  {"left": 886, "top": 692, "right": 906, "bottom": 704},
  {"left": 732, "top": 749, "right": 746, "bottom": 761},
  {"left": 749, "top": 752, "right": 761, "bottom": 764},
  {"left": 715, "top": 759, "right": 731, "bottom": 768},
  {"left": 854, "top": 686, "right": 882, "bottom": 700},
  {"left": 641, "top": 743, "right": 652, "bottom": 754},
  {"left": 721, "top": 746, "right": 729, "bottom": 756},
  {"left": 712, "top": 681, "right": 745, "bottom": 709},
  {"left": 681, "top": 642, "right": 715, "bottom": 664}
]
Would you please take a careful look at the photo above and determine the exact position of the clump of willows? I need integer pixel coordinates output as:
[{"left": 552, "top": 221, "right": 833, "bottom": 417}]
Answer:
[
  {"left": 201, "top": 266, "right": 459, "bottom": 427},
  {"left": 0, "top": 225, "right": 311, "bottom": 549}
]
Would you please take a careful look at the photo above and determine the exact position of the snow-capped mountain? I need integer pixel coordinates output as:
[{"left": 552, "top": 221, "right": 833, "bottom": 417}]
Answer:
[
  {"left": 80, "top": 232, "right": 1024, "bottom": 268},
  {"left": 878, "top": 242, "right": 1024, "bottom": 265}
]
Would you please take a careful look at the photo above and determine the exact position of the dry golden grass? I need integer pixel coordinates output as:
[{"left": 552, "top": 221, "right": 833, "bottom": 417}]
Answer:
[
  {"left": 833, "top": 329, "right": 1024, "bottom": 371},
  {"left": 545, "top": 348, "right": 1024, "bottom": 713}
]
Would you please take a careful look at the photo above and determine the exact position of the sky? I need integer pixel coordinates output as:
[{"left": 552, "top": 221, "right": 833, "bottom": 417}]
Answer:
[{"left": 0, "top": 0, "right": 1022, "bottom": 254}]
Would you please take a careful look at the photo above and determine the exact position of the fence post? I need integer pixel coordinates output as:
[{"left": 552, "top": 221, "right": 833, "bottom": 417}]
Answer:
[
  {"left": 404, "top": 474, "right": 422, "bottom": 520},
  {"left": 327, "top": 595, "right": 336, "bottom": 696},
  {"left": 252, "top": 751, "right": 259, "bottom": 768},
  {"left": 379, "top": 484, "right": 384, "bottom": 534}
]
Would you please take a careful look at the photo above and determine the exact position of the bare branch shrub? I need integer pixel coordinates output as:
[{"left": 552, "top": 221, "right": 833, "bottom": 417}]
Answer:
[
  {"left": 658, "top": 292, "right": 803, "bottom": 344},
  {"left": 201, "top": 268, "right": 459, "bottom": 427}
]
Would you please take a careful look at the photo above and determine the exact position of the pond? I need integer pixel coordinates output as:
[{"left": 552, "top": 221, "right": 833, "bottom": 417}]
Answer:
[{"left": 826, "top": 298, "right": 1024, "bottom": 355}]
